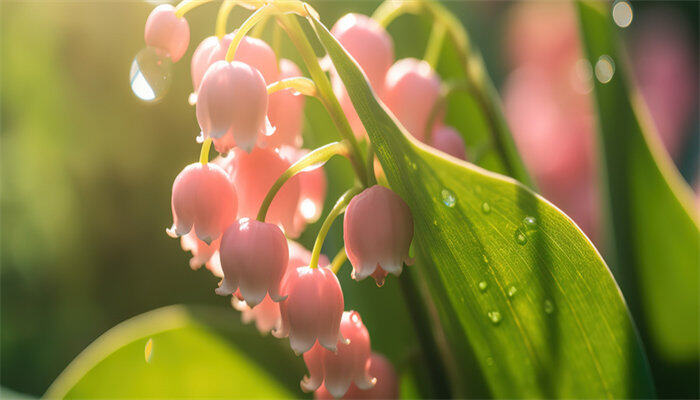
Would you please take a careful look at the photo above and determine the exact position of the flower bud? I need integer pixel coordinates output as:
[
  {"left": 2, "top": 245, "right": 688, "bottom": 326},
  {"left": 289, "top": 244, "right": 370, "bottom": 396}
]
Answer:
[
  {"left": 274, "top": 266, "right": 344, "bottom": 355},
  {"left": 343, "top": 185, "right": 413, "bottom": 285},
  {"left": 330, "top": 14, "right": 394, "bottom": 137},
  {"left": 228, "top": 147, "right": 302, "bottom": 237},
  {"left": 264, "top": 59, "right": 306, "bottom": 148},
  {"left": 196, "top": 60, "right": 269, "bottom": 153},
  {"left": 315, "top": 353, "right": 399, "bottom": 399},
  {"left": 191, "top": 34, "right": 279, "bottom": 93},
  {"left": 167, "top": 163, "right": 238, "bottom": 245},
  {"left": 216, "top": 218, "right": 288, "bottom": 307},
  {"left": 430, "top": 125, "right": 466, "bottom": 160},
  {"left": 384, "top": 58, "right": 442, "bottom": 141},
  {"left": 144, "top": 4, "right": 190, "bottom": 62},
  {"left": 301, "top": 311, "right": 376, "bottom": 398}
]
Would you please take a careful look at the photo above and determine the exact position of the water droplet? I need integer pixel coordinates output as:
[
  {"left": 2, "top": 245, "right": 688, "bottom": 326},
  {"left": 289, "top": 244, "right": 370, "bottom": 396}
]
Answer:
[
  {"left": 522, "top": 216, "right": 537, "bottom": 231},
  {"left": 612, "top": 1, "right": 633, "bottom": 28},
  {"left": 481, "top": 202, "right": 491, "bottom": 214},
  {"left": 508, "top": 286, "right": 518, "bottom": 298},
  {"left": 515, "top": 230, "right": 527, "bottom": 245},
  {"left": 594, "top": 55, "right": 615, "bottom": 84},
  {"left": 145, "top": 338, "right": 154, "bottom": 363},
  {"left": 300, "top": 199, "right": 317, "bottom": 221},
  {"left": 487, "top": 311, "right": 502, "bottom": 325},
  {"left": 543, "top": 299, "right": 555, "bottom": 314},
  {"left": 486, "top": 357, "right": 494, "bottom": 366},
  {"left": 130, "top": 47, "right": 173, "bottom": 102},
  {"left": 188, "top": 92, "right": 198, "bottom": 105},
  {"left": 482, "top": 254, "right": 489, "bottom": 264},
  {"left": 478, "top": 281, "right": 488, "bottom": 292},
  {"left": 440, "top": 189, "right": 456, "bottom": 207}
]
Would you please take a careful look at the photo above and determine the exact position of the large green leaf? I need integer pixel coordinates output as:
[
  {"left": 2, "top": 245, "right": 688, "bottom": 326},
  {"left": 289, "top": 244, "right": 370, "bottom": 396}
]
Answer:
[
  {"left": 576, "top": 1, "right": 699, "bottom": 395},
  {"left": 308, "top": 13, "right": 654, "bottom": 399},
  {"left": 44, "top": 305, "right": 307, "bottom": 399}
]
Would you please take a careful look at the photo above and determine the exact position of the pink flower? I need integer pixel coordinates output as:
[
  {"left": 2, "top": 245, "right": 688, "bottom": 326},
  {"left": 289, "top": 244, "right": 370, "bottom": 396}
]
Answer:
[
  {"left": 226, "top": 147, "right": 302, "bottom": 237},
  {"left": 264, "top": 59, "right": 306, "bottom": 149},
  {"left": 144, "top": 4, "right": 190, "bottom": 62},
  {"left": 191, "top": 34, "right": 279, "bottom": 93},
  {"left": 383, "top": 58, "right": 442, "bottom": 141},
  {"left": 274, "top": 266, "right": 344, "bottom": 355},
  {"left": 167, "top": 162, "right": 238, "bottom": 245},
  {"left": 315, "top": 353, "right": 399, "bottom": 399},
  {"left": 330, "top": 13, "right": 394, "bottom": 137},
  {"left": 196, "top": 61, "right": 270, "bottom": 153},
  {"left": 301, "top": 311, "right": 376, "bottom": 398},
  {"left": 180, "top": 232, "right": 223, "bottom": 277},
  {"left": 278, "top": 146, "right": 328, "bottom": 231},
  {"left": 343, "top": 185, "right": 413, "bottom": 285},
  {"left": 430, "top": 125, "right": 466, "bottom": 160},
  {"left": 216, "top": 218, "right": 288, "bottom": 307}
]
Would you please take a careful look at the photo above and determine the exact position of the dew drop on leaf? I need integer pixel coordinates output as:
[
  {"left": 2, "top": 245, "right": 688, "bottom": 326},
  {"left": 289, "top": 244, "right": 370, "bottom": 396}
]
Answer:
[
  {"left": 440, "top": 189, "right": 456, "bottom": 207},
  {"left": 522, "top": 216, "right": 537, "bottom": 231},
  {"left": 508, "top": 286, "right": 518, "bottom": 298},
  {"left": 594, "top": 55, "right": 615, "bottom": 84},
  {"left": 544, "top": 299, "right": 555, "bottom": 314},
  {"left": 130, "top": 47, "right": 173, "bottom": 102},
  {"left": 481, "top": 202, "right": 491, "bottom": 214},
  {"left": 487, "top": 310, "right": 502, "bottom": 325},
  {"left": 515, "top": 230, "right": 528, "bottom": 245},
  {"left": 144, "top": 338, "right": 154, "bottom": 363},
  {"left": 478, "top": 281, "right": 488, "bottom": 292},
  {"left": 612, "top": 1, "right": 633, "bottom": 28}
]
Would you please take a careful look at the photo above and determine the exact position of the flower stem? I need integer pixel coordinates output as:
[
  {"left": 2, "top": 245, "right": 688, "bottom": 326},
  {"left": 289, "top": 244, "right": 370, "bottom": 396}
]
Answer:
[
  {"left": 215, "top": 0, "right": 236, "bottom": 38},
  {"left": 174, "top": 0, "right": 213, "bottom": 18},
  {"left": 310, "top": 187, "right": 361, "bottom": 269},
  {"left": 276, "top": 14, "right": 369, "bottom": 187},
  {"left": 199, "top": 138, "right": 212, "bottom": 165},
  {"left": 330, "top": 246, "right": 347, "bottom": 274},
  {"left": 423, "top": 21, "right": 446, "bottom": 69},
  {"left": 266, "top": 77, "right": 317, "bottom": 97},
  {"left": 372, "top": 0, "right": 421, "bottom": 27},
  {"left": 256, "top": 141, "right": 349, "bottom": 222},
  {"left": 225, "top": 4, "right": 273, "bottom": 62}
]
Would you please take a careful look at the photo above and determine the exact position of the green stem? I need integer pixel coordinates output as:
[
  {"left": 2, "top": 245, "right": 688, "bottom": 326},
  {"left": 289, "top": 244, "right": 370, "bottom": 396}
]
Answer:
[
  {"left": 174, "top": 0, "right": 214, "bottom": 18},
  {"left": 225, "top": 4, "right": 273, "bottom": 62},
  {"left": 215, "top": 0, "right": 236, "bottom": 38},
  {"left": 256, "top": 141, "right": 349, "bottom": 222},
  {"left": 266, "top": 77, "right": 317, "bottom": 97},
  {"left": 276, "top": 14, "right": 369, "bottom": 187},
  {"left": 199, "top": 138, "right": 212, "bottom": 165},
  {"left": 330, "top": 246, "right": 347, "bottom": 274},
  {"left": 372, "top": 0, "right": 421, "bottom": 27},
  {"left": 423, "top": 21, "right": 446, "bottom": 69},
  {"left": 310, "top": 187, "right": 361, "bottom": 269}
]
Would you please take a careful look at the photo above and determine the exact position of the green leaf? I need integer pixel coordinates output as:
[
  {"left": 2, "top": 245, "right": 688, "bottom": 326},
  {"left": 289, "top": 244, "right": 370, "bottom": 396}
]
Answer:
[
  {"left": 309, "top": 14, "right": 654, "bottom": 399},
  {"left": 576, "top": 0, "right": 699, "bottom": 394},
  {"left": 45, "top": 305, "right": 307, "bottom": 399}
]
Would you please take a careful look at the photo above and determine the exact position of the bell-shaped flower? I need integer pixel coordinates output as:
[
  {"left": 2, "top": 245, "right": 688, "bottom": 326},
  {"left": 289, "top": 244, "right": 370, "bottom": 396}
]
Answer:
[
  {"left": 196, "top": 60, "right": 269, "bottom": 153},
  {"left": 228, "top": 147, "right": 301, "bottom": 237},
  {"left": 264, "top": 59, "right": 306, "bottom": 148},
  {"left": 301, "top": 311, "right": 376, "bottom": 398},
  {"left": 144, "top": 4, "right": 190, "bottom": 62},
  {"left": 274, "top": 266, "right": 344, "bottom": 355},
  {"left": 343, "top": 185, "right": 413, "bottom": 285},
  {"left": 383, "top": 58, "right": 442, "bottom": 141},
  {"left": 180, "top": 232, "right": 224, "bottom": 277},
  {"left": 430, "top": 125, "right": 466, "bottom": 160},
  {"left": 216, "top": 218, "right": 288, "bottom": 307},
  {"left": 191, "top": 34, "right": 279, "bottom": 93},
  {"left": 330, "top": 14, "right": 394, "bottom": 137},
  {"left": 314, "top": 353, "right": 398, "bottom": 399},
  {"left": 278, "top": 146, "right": 328, "bottom": 232},
  {"left": 167, "top": 162, "right": 238, "bottom": 245}
]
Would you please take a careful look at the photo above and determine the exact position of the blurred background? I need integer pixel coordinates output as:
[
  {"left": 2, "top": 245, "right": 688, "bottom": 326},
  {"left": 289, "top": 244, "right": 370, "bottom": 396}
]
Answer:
[{"left": 1, "top": 0, "right": 698, "bottom": 397}]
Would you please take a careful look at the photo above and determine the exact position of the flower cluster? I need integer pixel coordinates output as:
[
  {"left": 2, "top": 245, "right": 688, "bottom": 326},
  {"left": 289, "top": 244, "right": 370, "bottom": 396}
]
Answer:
[{"left": 134, "top": 2, "right": 426, "bottom": 398}]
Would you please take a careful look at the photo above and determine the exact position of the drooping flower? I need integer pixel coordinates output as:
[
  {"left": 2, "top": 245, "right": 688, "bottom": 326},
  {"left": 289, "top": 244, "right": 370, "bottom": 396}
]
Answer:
[
  {"left": 216, "top": 218, "right": 288, "bottom": 307},
  {"left": 191, "top": 34, "right": 279, "bottom": 93},
  {"left": 144, "top": 4, "right": 190, "bottom": 62},
  {"left": 167, "top": 162, "right": 238, "bottom": 245},
  {"left": 430, "top": 125, "right": 466, "bottom": 160},
  {"left": 344, "top": 185, "right": 413, "bottom": 285},
  {"left": 330, "top": 13, "right": 394, "bottom": 136},
  {"left": 264, "top": 59, "right": 306, "bottom": 148},
  {"left": 278, "top": 146, "right": 328, "bottom": 231},
  {"left": 274, "top": 266, "right": 344, "bottom": 355},
  {"left": 315, "top": 353, "right": 399, "bottom": 399},
  {"left": 301, "top": 311, "right": 376, "bottom": 398},
  {"left": 226, "top": 146, "right": 301, "bottom": 237},
  {"left": 383, "top": 58, "right": 442, "bottom": 141},
  {"left": 180, "top": 231, "right": 223, "bottom": 277},
  {"left": 196, "top": 60, "right": 269, "bottom": 153}
]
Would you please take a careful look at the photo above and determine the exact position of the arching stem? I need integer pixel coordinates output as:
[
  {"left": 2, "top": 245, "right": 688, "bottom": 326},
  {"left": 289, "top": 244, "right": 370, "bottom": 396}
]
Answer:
[
  {"left": 225, "top": 4, "right": 273, "bottom": 62},
  {"left": 423, "top": 22, "right": 446, "bottom": 69},
  {"left": 310, "top": 187, "right": 361, "bottom": 269},
  {"left": 331, "top": 246, "right": 347, "bottom": 274},
  {"left": 256, "top": 141, "right": 349, "bottom": 222},
  {"left": 267, "top": 77, "right": 317, "bottom": 97},
  {"left": 215, "top": 0, "right": 236, "bottom": 38},
  {"left": 174, "top": 0, "right": 214, "bottom": 18},
  {"left": 372, "top": 0, "right": 421, "bottom": 27},
  {"left": 199, "top": 138, "right": 213, "bottom": 165}
]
